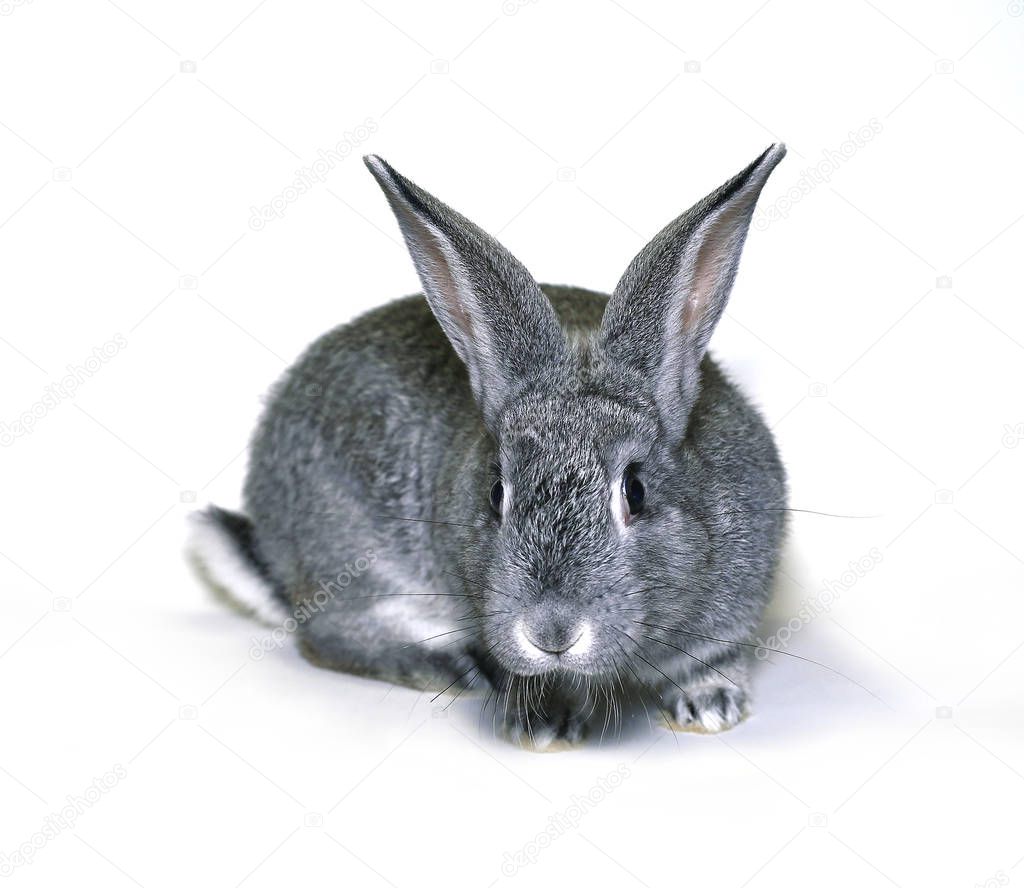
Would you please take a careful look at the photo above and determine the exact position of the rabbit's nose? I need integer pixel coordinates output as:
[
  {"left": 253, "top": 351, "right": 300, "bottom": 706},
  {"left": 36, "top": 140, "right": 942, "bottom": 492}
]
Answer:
[{"left": 523, "top": 613, "right": 583, "bottom": 655}]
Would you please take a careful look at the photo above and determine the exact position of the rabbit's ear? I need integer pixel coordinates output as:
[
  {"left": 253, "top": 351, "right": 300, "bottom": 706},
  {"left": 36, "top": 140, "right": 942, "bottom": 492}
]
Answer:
[
  {"left": 599, "top": 144, "right": 786, "bottom": 439},
  {"left": 365, "top": 155, "right": 567, "bottom": 425}
]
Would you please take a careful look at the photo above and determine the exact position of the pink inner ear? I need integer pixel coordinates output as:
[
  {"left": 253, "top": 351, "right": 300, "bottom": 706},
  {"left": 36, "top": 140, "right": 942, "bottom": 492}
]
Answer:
[
  {"left": 401, "top": 205, "right": 476, "bottom": 347},
  {"left": 682, "top": 200, "right": 747, "bottom": 336}
]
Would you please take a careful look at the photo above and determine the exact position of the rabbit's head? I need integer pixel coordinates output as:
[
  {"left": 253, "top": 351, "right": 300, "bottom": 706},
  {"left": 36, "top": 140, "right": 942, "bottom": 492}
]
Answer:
[{"left": 366, "top": 147, "right": 785, "bottom": 679}]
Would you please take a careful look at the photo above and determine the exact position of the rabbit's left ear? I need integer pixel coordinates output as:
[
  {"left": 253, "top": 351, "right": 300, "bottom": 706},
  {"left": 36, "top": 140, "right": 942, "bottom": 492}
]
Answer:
[
  {"left": 599, "top": 144, "right": 786, "bottom": 440},
  {"left": 365, "top": 156, "right": 568, "bottom": 427}
]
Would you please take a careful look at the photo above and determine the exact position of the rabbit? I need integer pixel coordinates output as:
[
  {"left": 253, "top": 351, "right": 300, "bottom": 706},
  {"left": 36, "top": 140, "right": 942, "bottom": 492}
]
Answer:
[{"left": 188, "top": 144, "right": 789, "bottom": 750}]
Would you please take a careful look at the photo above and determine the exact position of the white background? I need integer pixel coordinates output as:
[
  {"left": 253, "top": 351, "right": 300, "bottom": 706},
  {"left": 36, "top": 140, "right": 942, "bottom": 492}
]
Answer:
[{"left": 2, "top": 1, "right": 1023, "bottom": 886}]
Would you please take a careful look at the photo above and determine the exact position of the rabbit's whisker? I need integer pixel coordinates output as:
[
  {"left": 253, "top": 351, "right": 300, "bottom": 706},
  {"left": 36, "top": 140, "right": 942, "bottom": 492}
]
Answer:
[
  {"left": 635, "top": 620, "right": 886, "bottom": 704},
  {"left": 442, "top": 667, "right": 480, "bottom": 710},
  {"left": 400, "top": 626, "right": 477, "bottom": 649},
  {"left": 346, "top": 591, "right": 479, "bottom": 601},
  {"left": 430, "top": 660, "right": 480, "bottom": 703},
  {"left": 691, "top": 506, "right": 878, "bottom": 521},
  {"left": 612, "top": 626, "right": 692, "bottom": 703},
  {"left": 609, "top": 635, "right": 677, "bottom": 743},
  {"left": 376, "top": 514, "right": 486, "bottom": 530},
  {"left": 286, "top": 509, "right": 487, "bottom": 530},
  {"left": 479, "top": 679, "right": 497, "bottom": 736},
  {"left": 442, "top": 568, "right": 521, "bottom": 602},
  {"left": 621, "top": 585, "right": 668, "bottom": 598},
  {"left": 635, "top": 628, "right": 737, "bottom": 687},
  {"left": 599, "top": 683, "right": 613, "bottom": 746},
  {"left": 457, "top": 609, "right": 510, "bottom": 620},
  {"left": 438, "top": 632, "right": 480, "bottom": 650}
]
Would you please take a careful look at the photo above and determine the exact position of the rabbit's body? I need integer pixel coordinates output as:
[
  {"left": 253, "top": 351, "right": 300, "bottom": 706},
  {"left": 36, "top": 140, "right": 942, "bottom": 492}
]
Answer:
[{"left": 191, "top": 147, "right": 789, "bottom": 748}]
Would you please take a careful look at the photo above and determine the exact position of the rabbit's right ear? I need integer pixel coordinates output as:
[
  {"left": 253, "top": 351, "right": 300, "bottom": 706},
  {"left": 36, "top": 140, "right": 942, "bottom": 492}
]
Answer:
[
  {"left": 598, "top": 145, "right": 786, "bottom": 441},
  {"left": 365, "top": 156, "right": 568, "bottom": 427}
]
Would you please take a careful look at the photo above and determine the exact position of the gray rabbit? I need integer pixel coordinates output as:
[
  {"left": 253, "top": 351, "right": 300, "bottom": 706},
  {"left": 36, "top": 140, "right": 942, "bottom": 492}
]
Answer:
[{"left": 189, "top": 145, "right": 789, "bottom": 749}]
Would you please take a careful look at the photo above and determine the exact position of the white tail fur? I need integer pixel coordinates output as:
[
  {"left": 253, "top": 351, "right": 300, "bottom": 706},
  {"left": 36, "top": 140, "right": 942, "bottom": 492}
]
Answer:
[{"left": 186, "top": 511, "right": 290, "bottom": 626}]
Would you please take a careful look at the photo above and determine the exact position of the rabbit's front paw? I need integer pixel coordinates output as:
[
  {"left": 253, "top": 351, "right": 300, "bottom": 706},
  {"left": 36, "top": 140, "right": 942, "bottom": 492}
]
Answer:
[
  {"left": 662, "top": 682, "right": 748, "bottom": 734},
  {"left": 498, "top": 699, "right": 588, "bottom": 752}
]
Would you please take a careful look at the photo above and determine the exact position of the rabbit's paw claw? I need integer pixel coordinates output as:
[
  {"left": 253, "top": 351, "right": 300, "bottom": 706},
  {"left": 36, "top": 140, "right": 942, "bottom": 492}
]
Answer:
[
  {"left": 499, "top": 705, "right": 587, "bottom": 752},
  {"left": 662, "top": 683, "right": 748, "bottom": 734}
]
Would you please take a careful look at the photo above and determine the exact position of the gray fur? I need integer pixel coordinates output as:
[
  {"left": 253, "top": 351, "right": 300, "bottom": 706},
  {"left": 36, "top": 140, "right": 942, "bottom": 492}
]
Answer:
[{"left": 195, "top": 147, "right": 789, "bottom": 749}]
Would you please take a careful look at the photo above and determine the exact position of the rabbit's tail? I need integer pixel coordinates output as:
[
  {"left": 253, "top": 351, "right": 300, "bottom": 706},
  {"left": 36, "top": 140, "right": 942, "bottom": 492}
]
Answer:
[{"left": 187, "top": 506, "right": 291, "bottom": 625}]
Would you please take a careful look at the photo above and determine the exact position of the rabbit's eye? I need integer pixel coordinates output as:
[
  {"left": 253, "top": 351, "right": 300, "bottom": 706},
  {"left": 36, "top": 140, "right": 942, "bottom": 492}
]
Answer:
[
  {"left": 489, "top": 478, "right": 504, "bottom": 516},
  {"left": 622, "top": 465, "right": 645, "bottom": 520}
]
